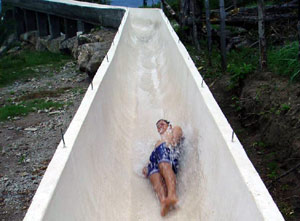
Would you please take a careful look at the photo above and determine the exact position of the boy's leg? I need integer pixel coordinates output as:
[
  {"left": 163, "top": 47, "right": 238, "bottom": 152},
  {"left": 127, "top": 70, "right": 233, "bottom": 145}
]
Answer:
[
  {"left": 149, "top": 173, "right": 169, "bottom": 215},
  {"left": 149, "top": 173, "right": 167, "bottom": 203},
  {"left": 158, "top": 162, "right": 178, "bottom": 216}
]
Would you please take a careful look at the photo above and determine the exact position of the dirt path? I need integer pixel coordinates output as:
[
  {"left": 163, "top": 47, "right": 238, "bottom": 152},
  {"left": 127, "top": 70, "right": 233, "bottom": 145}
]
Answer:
[{"left": 0, "top": 60, "right": 89, "bottom": 220}]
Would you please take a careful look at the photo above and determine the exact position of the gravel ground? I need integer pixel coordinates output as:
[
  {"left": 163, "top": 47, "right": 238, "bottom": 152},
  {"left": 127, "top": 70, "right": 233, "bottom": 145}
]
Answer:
[{"left": 0, "top": 60, "right": 90, "bottom": 220}]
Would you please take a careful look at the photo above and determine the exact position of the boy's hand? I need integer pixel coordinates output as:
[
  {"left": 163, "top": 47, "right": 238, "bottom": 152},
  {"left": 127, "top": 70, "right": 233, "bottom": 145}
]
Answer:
[{"left": 142, "top": 167, "right": 148, "bottom": 177}]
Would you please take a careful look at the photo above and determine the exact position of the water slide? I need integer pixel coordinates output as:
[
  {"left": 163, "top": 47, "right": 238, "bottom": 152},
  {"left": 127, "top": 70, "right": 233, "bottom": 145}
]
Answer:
[{"left": 24, "top": 5, "right": 284, "bottom": 221}]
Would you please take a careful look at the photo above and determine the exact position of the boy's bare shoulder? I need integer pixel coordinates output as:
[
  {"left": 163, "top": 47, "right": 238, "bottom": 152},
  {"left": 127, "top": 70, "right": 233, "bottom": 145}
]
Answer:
[
  {"left": 155, "top": 140, "right": 164, "bottom": 147},
  {"left": 173, "top": 126, "right": 183, "bottom": 135}
]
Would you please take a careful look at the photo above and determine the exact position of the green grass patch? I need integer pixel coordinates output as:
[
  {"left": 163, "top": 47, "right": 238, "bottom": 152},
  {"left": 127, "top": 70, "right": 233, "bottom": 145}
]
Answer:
[
  {"left": 0, "top": 50, "right": 72, "bottom": 87},
  {"left": 268, "top": 41, "right": 300, "bottom": 82},
  {"left": 0, "top": 99, "right": 64, "bottom": 121}
]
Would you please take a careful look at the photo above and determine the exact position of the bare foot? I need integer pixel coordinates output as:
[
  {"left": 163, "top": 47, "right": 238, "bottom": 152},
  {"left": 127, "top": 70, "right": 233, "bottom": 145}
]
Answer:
[
  {"left": 161, "top": 199, "right": 170, "bottom": 217},
  {"left": 160, "top": 196, "right": 178, "bottom": 216}
]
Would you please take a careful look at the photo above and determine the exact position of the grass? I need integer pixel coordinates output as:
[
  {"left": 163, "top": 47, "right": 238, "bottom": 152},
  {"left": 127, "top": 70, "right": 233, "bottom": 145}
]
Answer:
[
  {"left": 186, "top": 42, "right": 258, "bottom": 88},
  {"left": 0, "top": 50, "right": 72, "bottom": 87},
  {"left": 268, "top": 41, "right": 300, "bottom": 82},
  {"left": 187, "top": 39, "right": 300, "bottom": 89},
  {"left": 0, "top": 99, "right": 65, "bottom": 121}
]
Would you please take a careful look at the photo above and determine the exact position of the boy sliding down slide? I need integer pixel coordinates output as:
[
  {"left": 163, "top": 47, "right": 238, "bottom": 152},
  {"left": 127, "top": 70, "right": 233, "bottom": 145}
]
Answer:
[{"left": 143, "top": 119, "right": 183, "bottom": 217}]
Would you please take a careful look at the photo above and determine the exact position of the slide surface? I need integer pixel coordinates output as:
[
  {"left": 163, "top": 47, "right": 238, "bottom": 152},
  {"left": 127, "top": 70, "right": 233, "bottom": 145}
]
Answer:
[{"left": 24, "top": 7, "right": 284, "bottom": 221}]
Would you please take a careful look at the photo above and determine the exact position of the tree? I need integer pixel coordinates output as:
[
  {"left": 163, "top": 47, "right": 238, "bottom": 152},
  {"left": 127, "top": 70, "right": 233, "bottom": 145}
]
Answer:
[
  {"left": 258, "top": 0, "right": 267, "bottom": 69},
  {"left": 219, "top": 0, "right": 227, "bottom": 71},
  {"left": 205, "top": 0, "right": 212, "bottom": 65},
  {"left": 190, "top": 0, "right": 200, "bottom": 51},
  {"left": 298, "top": 0, "right": 300, "bottom": 60}
]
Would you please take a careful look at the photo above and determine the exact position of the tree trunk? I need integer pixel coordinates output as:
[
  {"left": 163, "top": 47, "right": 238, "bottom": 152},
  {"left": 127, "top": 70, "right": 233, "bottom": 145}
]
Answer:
[
  {"left": 205, "top": 0, "right": 212, "bottom": 66},
  {"left": 258, "top": 0, "right": 267, "bottom": 70},
  {"left": 190, "top": 0, "right": 200, "bottom": 51},
  {"left": 161, "top": 0, "right": 179, "bottom": 22},
  {"left": 233, "top": 0, "right": 237, "bottom": 9},
  {"left": 298, "top": 0, "right": 300, "bottom": 60},
  {"left": 219, "top": 0, "right": 227, "bottom": 72}
]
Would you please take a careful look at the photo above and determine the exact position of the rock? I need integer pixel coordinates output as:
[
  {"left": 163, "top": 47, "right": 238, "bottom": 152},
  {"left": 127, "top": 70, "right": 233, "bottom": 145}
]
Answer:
[
  {"left": 86, "top": 50, "right": 106, "bottom": 77},
  {"left": 1, "top": 34, "right": 17, "bottom": 54},
  {"left": 35, "top": 37, "right": 49, "bottom": 51},
  {"left": 59, "top": 36, "right": 77, "bottom": 54},
  {"left": 21, "top": 172, "right": 28, "bottom": 177},
  {"left": 0, "top": 46, "right": 8, "bottom": 56},
  {"left": 77, "top": 42, "right": 109, "bottom": 72},
  {"left": 36, "top": 35, "right": 69, "bottom": 53},
  {"left": 7, "top": 46, "right": 21, "bottom": 54},
  {"left": 49, "top": 111, "right": 62, "bottom": 115},
  {"left": 24, "top": 127, "right": 38, "bottom": 132},
  {"left": 20, "top": 31, "right": 38, "bottom": 46},
  {"left": 7, "top": 34, "right": 17, "bottom": 45}
]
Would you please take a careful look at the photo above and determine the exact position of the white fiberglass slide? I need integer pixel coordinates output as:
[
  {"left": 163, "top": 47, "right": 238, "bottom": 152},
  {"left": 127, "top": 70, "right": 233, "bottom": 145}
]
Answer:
[{"left": 24, "top": 8, "right": 284, "bottom": 221}]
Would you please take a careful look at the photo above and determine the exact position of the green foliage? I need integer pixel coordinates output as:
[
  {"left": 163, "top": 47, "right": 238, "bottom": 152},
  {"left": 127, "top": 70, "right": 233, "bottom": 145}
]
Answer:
[
  {"left": 0, "top": 50, "right": 71, "bottom": 87},
  {"left": 252, "top": 141, "right": 266, "bottom": 148},
  {"left": 268, "top": 41, "right": 300, "bottom": 82},
  {"left": 166, "top": 0, "right": 180, "bottom": 13},
  {"left": 228, "top": 62, "right": 255, "bottom": 88},
  {"left": 0, "top": 99, "right": 64, "bottom": 121},
  {"left": 227, "top": 47, "right": 258, "bottom": 88},
  {"left": 281, "top": 103, "right": 291, "bottom": 111},
  {"left": 19, "top": 154, "right": 26, "bottom": 164},
  {"left": 230, "top": 95, "right": 242, "bottom": 111},
  {"left": 267, "top": 161, "right": 278, "bottom": 179},
  {"left": 279, "top": 202, "right": 295, "bottom": 218}
]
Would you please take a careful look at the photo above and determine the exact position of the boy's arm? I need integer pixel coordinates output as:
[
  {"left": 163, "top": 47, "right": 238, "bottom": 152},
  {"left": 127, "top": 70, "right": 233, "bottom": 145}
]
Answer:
[
  {"left": 143, "top": 166, "right": 148, "bottom": 177},
  {"left": 173, "top": 126, "right": 183, "bottom": 145}
]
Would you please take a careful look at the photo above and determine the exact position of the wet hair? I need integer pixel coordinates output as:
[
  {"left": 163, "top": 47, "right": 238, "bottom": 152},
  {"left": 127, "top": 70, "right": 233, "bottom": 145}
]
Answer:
[{"left": 156, "top": 119, "right": 170, "bottom": 126}]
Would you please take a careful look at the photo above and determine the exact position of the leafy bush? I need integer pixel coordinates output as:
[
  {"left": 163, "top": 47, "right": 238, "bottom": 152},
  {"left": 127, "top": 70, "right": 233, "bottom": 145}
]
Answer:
[
  {"left": 228, "top": 62, "right": 255, "bottom": 88},
  {"left": 268, "top": 41, "right": 300, "bottom": 82},
  {"left": 227, "top": 47, "right": 258, "bottom": 88}
]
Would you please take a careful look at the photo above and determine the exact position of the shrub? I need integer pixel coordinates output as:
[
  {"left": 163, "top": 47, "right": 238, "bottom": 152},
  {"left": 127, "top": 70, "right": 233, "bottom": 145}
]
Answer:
[{"left": 268, "top": 41, "right": 300, "bottom": 82}]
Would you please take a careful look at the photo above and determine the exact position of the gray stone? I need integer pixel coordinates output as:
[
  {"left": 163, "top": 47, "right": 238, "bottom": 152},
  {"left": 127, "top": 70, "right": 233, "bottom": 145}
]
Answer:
[
  {"left": 59, "top": 36, "right": 77, "bottom": 54},
  {"left": 36, "top": 35, "right": 66, "bottom": 53},
  {"left": 24, "top": 127, "right": 38, "bottom": 132},
  {"left": 0, "top": 46, "right": 7, "bottom": 56},
  {"left": 86, "top": 50, "right": 106, "bottom": 76},
  {"left": 20, "top": 31, "right": 38, "bottom": 46},
  {"left": 7, "top": 46, "right": 21, "bottom": 54},
  {"left": 77, "top": 42, "right": 109, "bottom": 72},
  {"left": 5, "top": 34, "right": 17, "bottom": 46}
]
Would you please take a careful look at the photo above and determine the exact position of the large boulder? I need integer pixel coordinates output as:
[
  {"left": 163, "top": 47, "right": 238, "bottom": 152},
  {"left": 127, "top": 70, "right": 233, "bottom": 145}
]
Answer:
[
  {"left": 72, "top": 34, "right": 104, "bottom": 59},
  {"left": 86, "top": 50, "right": 106, "bottom": 77},
  {"left": 20, "top": 31, "right": 38, "bottom": 46},
  {"left": 59, "top": 36, "right": 77, "bottom": 54},
  {"left": 36, "top": 35, "right": 67, "bottom": 53},
  {"left": 77, "top": 42, "right": 109, "bottom": 74}
]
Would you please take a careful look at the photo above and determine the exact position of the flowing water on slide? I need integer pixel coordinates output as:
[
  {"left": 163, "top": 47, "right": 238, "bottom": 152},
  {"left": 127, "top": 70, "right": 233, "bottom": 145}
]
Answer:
[{"left": 125, "top": 9, "right": 203, "bottom": 220}]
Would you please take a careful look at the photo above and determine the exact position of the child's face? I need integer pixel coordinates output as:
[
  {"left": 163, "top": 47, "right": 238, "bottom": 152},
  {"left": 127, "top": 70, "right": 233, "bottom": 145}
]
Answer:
[{"left": 156, "top": 120, "right": 169, "bottom": 135}]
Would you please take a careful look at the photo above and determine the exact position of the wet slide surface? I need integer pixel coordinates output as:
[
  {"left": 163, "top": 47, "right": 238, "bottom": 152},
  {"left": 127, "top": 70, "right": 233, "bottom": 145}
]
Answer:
[{"left": 24, "top": 6, "right": 284, "bottom": 221}]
